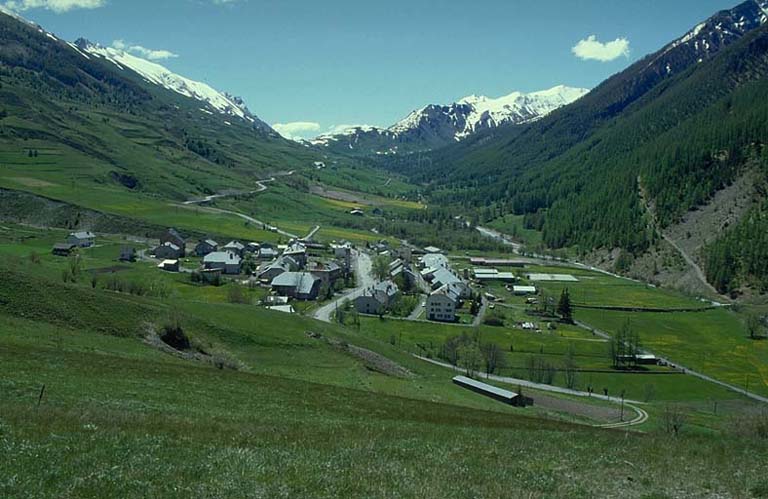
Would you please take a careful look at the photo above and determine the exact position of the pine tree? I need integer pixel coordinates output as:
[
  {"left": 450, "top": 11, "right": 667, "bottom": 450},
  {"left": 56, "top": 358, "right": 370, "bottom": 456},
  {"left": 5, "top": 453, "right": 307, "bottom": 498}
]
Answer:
[{"left": 557, "top": 288, "right": 573, "bottom": 323}]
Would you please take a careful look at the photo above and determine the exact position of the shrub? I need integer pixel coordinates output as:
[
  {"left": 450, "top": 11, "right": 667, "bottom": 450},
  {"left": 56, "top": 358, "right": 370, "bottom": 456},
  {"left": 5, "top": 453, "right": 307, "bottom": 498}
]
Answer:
[
  {"left": 160, "top": 318, "right": 190, "bottom": 351},
  {"left": 227, "top": 283, "right": 250, "bottom": 304},
  {"left": 484, "top": 316, "right": 504, "bottom": 327}
]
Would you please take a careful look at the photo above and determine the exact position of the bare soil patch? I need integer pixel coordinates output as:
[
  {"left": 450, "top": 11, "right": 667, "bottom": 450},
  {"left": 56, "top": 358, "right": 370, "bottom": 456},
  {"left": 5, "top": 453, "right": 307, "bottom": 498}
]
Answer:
[{"left": 310, "top": 185, "right": 375, "bottom": 206}]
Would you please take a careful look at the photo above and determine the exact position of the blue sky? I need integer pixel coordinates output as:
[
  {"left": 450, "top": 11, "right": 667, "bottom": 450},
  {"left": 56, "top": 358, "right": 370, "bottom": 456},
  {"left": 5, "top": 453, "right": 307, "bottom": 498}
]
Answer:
[{"left": 9, "top": 0, "right": 743, "bottom": 138}]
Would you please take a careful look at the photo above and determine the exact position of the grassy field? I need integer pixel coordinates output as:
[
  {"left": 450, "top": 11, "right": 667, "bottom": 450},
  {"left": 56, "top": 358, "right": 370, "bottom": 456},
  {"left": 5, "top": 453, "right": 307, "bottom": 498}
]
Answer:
[
  {"left": 2, "top": 226, "right": 768, "bottom": 496},
  {"left": 577, "top": 307, "right": 768, "bottom": 397},
  {"left": 486, "top": 214, "right": 543, "bottom": 248}
]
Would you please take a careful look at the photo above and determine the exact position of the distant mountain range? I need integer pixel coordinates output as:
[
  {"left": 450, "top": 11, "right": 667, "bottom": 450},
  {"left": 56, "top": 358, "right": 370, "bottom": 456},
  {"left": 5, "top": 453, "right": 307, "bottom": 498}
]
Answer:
[{"left": 307, "top": 86, "right": 589, "bottom": 156}]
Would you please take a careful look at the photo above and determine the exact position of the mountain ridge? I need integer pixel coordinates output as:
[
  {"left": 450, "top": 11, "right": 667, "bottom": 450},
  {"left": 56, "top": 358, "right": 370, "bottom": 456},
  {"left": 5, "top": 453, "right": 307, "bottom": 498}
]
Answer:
[
  {"left": 74, "top": 38, "right": 273, "bottom": 132},
  {"left": 308, "top": 85, "right": 588, "bottom": 155}
]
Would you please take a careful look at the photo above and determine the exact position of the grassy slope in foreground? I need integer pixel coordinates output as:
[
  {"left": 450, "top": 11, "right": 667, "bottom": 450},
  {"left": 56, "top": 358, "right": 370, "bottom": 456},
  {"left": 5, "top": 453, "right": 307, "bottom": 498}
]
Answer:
[
  {"left": 0, "top": 240, "right": 767, "bottom": 496},
  {"left": 2, "top": 312, "right": 768, "bottom": 498}
]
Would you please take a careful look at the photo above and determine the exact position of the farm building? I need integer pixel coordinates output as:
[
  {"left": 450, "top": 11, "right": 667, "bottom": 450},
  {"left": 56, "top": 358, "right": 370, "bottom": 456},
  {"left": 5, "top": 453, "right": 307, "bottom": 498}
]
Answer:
[
  {"left": 264, "top": 295, "right": 289, "bottom": 305},
  {"left": 52, "top": 243, "right": 76, "bottom": 256},
  {"left": 617, "top": 354, "right": 660, "bottom": 365},
  {"left": 195, "top": 239, "right": 219, "bottom": 257},
  {"left": 267, "top": 305, "right": 296, "bottom": 314},
  {"left": 160, "top": 228, "right": 185, "bottom": 256},
  {"left": 452, "top": 376, "right": 533, "bottom": 407},
  {"left": 470, "top": 258, "right": 525, "bottom": 267},
  {"left": 119, "top": 247, "right": 136, "bottom": 262},
  {"left": 423, "top": 246, "right": 442, "bottom": 254},
  {"left": 271, "top": 272, "right": 322, "bottom": 300},
  {"left": 66, "top": 231, "right": 95, "bottom": 248},
  {"left": 473, "top": 268, "right": 517, "bottom": 282},
  {"left": 513, "top": 286, "right": 537, "bottom": 295},
  {"left": 157, "top": 259, "right": 180, "bottom": 272},
  {"left": 349, "top": 209, "right": 364, "bottom": 216},
  {"left": 155, "top": 242, "right": 183, "bottom": 260},
  {"left": 203, "top": 251, "right": 242, "bottom": 275},
  {"left": 527, "top": 273, "right": 579, "bottom": 282},
  {"left": 353, "top": 281, "right": 399, "bottom": 315}
]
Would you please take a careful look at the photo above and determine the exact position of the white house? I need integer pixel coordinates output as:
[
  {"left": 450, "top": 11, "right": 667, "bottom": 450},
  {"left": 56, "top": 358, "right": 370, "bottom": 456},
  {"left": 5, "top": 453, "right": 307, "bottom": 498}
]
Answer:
[{"left": 427, "top": 283, "right": 461, "bottom": 322}]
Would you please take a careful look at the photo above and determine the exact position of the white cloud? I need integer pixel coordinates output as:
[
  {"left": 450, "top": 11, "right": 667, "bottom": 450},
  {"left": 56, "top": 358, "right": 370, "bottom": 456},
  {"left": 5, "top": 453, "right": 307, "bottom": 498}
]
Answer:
[
  {"left": 572, "top": 35, "right": 630, "bottom": 62},
  {"left": 324, "top": 124, "right": 375, "bottom": 135},
  {"left": 112, "top": 40, "right": 178, "bottom": 61},
  {"left": 272, "top": 121, "right": 321, "bottom": 141},
  {"left": 2, "top": 0, "right": 104, "bottom": 13}
]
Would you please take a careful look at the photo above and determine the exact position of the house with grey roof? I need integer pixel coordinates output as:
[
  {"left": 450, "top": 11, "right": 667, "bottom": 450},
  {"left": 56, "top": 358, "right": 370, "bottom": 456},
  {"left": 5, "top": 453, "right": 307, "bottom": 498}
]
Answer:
[
  {"left": 160, "top": 228, "right": 185, "bottom": 256},
  {"left": 155, "top": 242, "right": 183, "bottom": 260},
  {"left": 223, "top": 240, "right": 245, "bottom": 256},
  {"left": 258, "top": 255, "right": 300, "bottom": 281},
  {"left": 67, "top": 231, "right": 95, "bottom": 248},
  {"left": 308, "top": 261, "right": 342, "bottom": 285},
  {"left": 283, "top": 241, "right": 307, "bottom": 267},
  {"left": 52, "top": 243, "right": 76, "bottom": 256},
  {"left": 203, "top": 251, "right": 242, "bottom": 275},
  {"left": 119, "top": 246, "right": 136, "bottom": 262},
  {"left": 258, "top": 246, "right": 279, "bottom": 260},
  {"left": 271, "top": 272, "right": 322, "bottom": 300},
  {"left": 195, "top": 239, "right": 218, "bottom": 257},
  {"left": 353, "top": 281, "right": 399, "bottom": 315},
  {"left": 420, "top": 253, "right": 449, "bottom": 270}
]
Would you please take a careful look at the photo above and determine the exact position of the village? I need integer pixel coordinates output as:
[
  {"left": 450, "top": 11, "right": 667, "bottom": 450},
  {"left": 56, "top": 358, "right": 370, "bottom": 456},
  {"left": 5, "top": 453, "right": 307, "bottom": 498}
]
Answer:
[{"left": 49, "top": 227, "right": 590, "bottom": 333}]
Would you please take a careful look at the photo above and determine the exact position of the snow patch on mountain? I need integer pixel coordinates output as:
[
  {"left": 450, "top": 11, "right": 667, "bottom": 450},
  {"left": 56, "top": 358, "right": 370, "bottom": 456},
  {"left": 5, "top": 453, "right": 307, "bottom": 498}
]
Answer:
[
  {"left": 309, "top": 85, "right": 588, "bottom": 150},
  {"left": 76, "top": 39, "right": 264, "bottom": 126}
]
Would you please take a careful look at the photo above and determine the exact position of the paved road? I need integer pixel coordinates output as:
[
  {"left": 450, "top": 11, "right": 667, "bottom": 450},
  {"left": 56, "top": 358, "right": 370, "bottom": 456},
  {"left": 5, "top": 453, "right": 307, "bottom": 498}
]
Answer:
[
  {"left": 415, "top": 355, "right": 644, "bottom": 405},
  {"left": 472, "top": 299, "right": 488, "bottom": 327},
  {"left": 407, "top": 294, "right": 427, "bottom": 320},
  {"left": 178, "top": 171, "right": 299, "bottom": 239},
  {"left": 182, "top": 171, "right": 295, "bottom": 206},
  {"left": 313, "top": 251, "right": 373, "bottom": 322},
  {"left": 304, "top": 225, "right": 321, "bottom": 241},
  {"left": 178, "top": 204, "right": 299, "bottom": 239},
  {"left": 476, "top": 225, "right": 649, "bottom": 285},
  {"left": 575, "top": 320, "right": 768, "bottom": 405}
]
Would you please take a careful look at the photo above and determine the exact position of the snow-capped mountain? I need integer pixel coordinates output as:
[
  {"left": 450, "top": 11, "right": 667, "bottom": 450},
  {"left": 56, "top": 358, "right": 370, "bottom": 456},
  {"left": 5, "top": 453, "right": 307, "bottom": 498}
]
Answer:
[
  {"left": 309, "top": 85, "right": 589, "bottom": 155},
  {"left": 75, "top": 39, "right": 271, "bottom": 131},
  {"left": 643, "top": 0, "right": 768, "bottom": 76}
]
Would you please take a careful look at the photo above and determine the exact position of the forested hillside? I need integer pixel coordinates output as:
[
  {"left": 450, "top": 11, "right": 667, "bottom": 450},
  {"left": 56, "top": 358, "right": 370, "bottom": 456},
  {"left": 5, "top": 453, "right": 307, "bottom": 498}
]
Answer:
[{"left": 375, "top": 1, "right": 768, "bottom": 294}]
